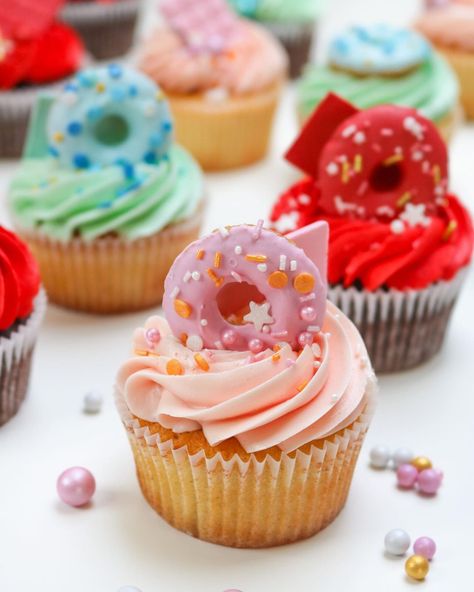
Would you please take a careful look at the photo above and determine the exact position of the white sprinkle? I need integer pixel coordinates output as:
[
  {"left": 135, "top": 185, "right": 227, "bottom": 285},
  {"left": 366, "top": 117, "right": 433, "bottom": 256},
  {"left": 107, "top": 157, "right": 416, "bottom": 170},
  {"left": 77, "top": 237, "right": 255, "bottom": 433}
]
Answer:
[
  {"left": 342, "top": 124, "right": 356, "bottom": 138},
  {"left": 290, "top": 260, "right": 297, "bottom": 271},
  {"left": 394, "top": 146, "right": 403, "bottom": 155},
  {"left": 380, "top": 128, "right": 394, "bottom": 136},
  {"left": 231, "top": 271, "right": 242, "bottom": 282},
  {"left": 307, "top": 325, "right": 320, "bottom": 333},
  {"left": 83, "top": 391, "right": 103, "bottom": 414},
  {"left": 326, "top": 162, "right": 339, "bottom": 176},
  {"left": 357, "top": 181, "right": 369, "bottom": 196},
  {"left": 312, "top": 343, "right": 322, "bottom": 357},
  {"left": 298, "top": 194, "right": 311, "bottom": 205},
  {"left": 422, "top": 161, "right": 430, "bottom": 174},
  {"left": 219, "top": 227, "right": 229, "bottom": 237},
  {"left": 186, "top": 335, "right": 203, "bottom": 352},
  {"left": 279, "top": 254, "right": 287, "bottom": 271},
  {"left": 300, "top": 293, "right": 316, "bottom": 302},
  {"left": 325, "top": 332, "right": 332, "bottom": 338},
  {"left": 200, "top": 319, "right": 208, "bottom": 326},
  {"left": 214, "top": 340, "right": 224, "bottom": 349},
  {"left": 271, "top": 330, "right": 289, "bottom": 338},
  {"left": 170, "top": 287, "right": 180, "bottom": 298},
  {"left": 313, "top": 360, "right": 321, "bottom": 368},
  {"left": 376, "top": 205, "right": 395, "bottom": 217},
  {"left": 183, "top": 271, "right": 192, "bottom": 283},
  {"left": 257, "top": 263, "right": 267, "bottom": 272},
  {"left": 204, "top": 86, "right": 229, "bottom": 103},
  {"left": 390, "top": 219, "right": 405, "bottom": 234},
  {"left": 353, "top": 131, "right": 366, "bottom": 144},
  {"left": 234, "top": 245, "right": 242, "bottom": 255},
  {"left": 262, "top": 325, "right": 270, "bottom": 333},
  {"left": 331, "top": 394, "right": 339, "bottom": 405},
  {"left": 191, "top": 271, "right": 201, "bottom": 281},
  {"left": 412, "top": 150, "right": 423, "bottom": 162}
]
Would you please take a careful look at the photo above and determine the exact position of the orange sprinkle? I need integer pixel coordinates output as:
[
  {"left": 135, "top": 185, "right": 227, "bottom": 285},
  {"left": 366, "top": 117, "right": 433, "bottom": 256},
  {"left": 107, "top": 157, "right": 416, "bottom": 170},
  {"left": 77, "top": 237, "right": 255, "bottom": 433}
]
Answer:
[
  {"left": 166, "top": 359, "right": 184, "bottom": 375},
  {"left": 396, "top": 191, "right": 412, "bottom": 208},
  {"left": 214, "top": 251, "right": 222, "bottom": 268},
  {"left": 207, "top": 268, "right": 224, "bottom": 287},
  {"left": 432, "top": 164, "right": 441, "bottom": 185},
  {"left": 174, "top": 299, "right": 192, "bottom": 318},
  {"left": 273, "top": 344, "right": 281, "bottom": 352},
  {"left": 341, "top": 161, "right": 350, "bottom": 184},
  {"left": 134, "top": 349, "right": 149, "bottom": 357},
  {"left": 297, "top": 381, "right": 308, "bottom": 392},
  {"left": 293, "top": 272, "right": 315, "bottom": 294},
  {"left": 268, "top": 270, "right": 288, "bottom": 289},
  {"left": 272, "top": 353, "right": 281, "bottom": 362},
  {"left": 196, "top": 249, "right": 205, "bottom": 260},
  {"left": 442, "top": 220, "right": 457, "bottom": 241},
  {"left": 245, "top": 254, "right": 268, "bottom": 263},
  {"left": 96, "top": 82, "right": 106, "bottom": 93},
  {"left": 194, "top": 353, "right": 210, "bottom": 372},
  {"left": 383, "top": 154, "right": 403, "bottom": 166},
  {"left": 53, "top": 132, "right": 64, "bottom": 143},
  {"left": 353, "top": 154, "right": 363, "bottom": 173},
  {"left": 180, "top": 333, "right": 188, "bottom": 345}
]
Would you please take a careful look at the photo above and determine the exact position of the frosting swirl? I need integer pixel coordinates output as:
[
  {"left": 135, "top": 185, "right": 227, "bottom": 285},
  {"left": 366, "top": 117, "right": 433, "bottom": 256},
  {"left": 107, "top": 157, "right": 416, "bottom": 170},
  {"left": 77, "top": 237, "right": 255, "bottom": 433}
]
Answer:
[
  {"left": 138, "top": 21, "right": 287, "bottom": 95},
  {"left": 117, "top": 301, "right": 374, "bottom": 453},
  {"left": 8, "top": 146, "right": 203, "bottom": 242},
  {"left": 0, "top": 227, "right": 41, "bottom": 331},
  {"left": 416, "top": 6, "right": 474, "bottom": 52},
  {"left": 228, "top": 0, "right": 323, "bottom": 22},
  {"left": 297, "top": 51, "right": 458, "bottom": 123}
]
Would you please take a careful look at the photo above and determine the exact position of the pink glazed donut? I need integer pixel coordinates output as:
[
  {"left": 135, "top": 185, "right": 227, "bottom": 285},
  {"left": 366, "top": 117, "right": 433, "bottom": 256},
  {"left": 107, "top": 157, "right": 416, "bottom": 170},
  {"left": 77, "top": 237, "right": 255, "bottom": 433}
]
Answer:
[{"left": 163, "top": 223, "right": 327, "bottom": 351}]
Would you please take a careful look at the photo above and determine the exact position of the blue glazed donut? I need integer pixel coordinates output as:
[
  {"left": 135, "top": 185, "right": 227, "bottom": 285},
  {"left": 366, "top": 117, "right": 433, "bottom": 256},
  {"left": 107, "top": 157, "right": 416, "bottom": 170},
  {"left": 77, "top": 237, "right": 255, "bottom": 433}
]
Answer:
[
  {"left": 329, "top": 24, "right": 432, "bottom": 76},
  {"left": 47, "top": 64, "right": 173, "bottom": 169}
]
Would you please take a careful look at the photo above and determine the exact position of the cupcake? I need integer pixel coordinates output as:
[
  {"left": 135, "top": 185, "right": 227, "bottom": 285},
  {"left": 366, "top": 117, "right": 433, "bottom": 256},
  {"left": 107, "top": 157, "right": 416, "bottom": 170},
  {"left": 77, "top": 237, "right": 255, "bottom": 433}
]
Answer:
[
  {"left": 8, "top": 64, "right": 204, "bottom": 315},
  {"left": 115, "top": 221, "right": 376, "bottom": 548},
  {"left": 297, "top": 24, "right": 460, "bottom": 142},
  {"left": 228, "top": 0, "right": 323, "bottom": 78},
  {"left": 0, "top": 3, "right": 84, "bottom": 157},
  {"left": 60, "top": 0, "right": 141, "bottom": 60},
  {"left": 0, "top": 227, "right": 45, "bottom": 426},
  {"left": 416, "top": 2, "right": 474, "bottom": 119},
  {"left": 138, "top": 0, "right": 287, "bottom": 171},
  {"left": 271, "top": 94, "right": 473, "bottom": 373}
]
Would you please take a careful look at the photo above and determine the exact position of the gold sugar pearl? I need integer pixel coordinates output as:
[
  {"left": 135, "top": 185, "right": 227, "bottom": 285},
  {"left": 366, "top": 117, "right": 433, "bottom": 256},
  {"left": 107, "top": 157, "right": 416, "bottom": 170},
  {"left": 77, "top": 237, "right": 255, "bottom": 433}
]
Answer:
[
  {"left": 174, "top": 299, "right": 192, "bottom": 319},
  {"left": 293, "top": 272, "right": 315, "bottom": 294},
  {"left": 268, "top": 270, "right": 288, "bottom": 289},
  {"left": 405, "top": 555, "right": 429, "bottom": 581},
  {"left": 166, "top": 359, "right": 184, "bottom": 375},
  {"left": 411, "top": 456, "right": 432, "bottom": 472}
]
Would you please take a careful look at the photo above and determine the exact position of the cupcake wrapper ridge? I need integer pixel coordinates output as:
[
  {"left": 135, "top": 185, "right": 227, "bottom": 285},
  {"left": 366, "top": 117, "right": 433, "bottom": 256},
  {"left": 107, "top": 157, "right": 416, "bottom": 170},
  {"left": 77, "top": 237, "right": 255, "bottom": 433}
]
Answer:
[{"left": 263, "top": 21, "right": 316, "bottom": 79}]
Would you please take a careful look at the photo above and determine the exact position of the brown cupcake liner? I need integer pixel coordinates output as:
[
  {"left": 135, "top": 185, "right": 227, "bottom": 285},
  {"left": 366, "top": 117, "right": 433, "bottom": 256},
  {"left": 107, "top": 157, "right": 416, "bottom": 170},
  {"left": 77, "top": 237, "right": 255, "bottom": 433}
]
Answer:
[
  {"left": 60, "top": 0, "right": 141, "bottom": 59},
  {"left": 328, "top": 269, "right": 468, "bottom": 373},
  {"left": 435, "top": 46, "right": 474, "bottom": 119},
  {"left": 115, "top": 380, "right": 376, "bottom": 548},
  {"left": 0, "top": 290, "right": 47, "bottom": 426},
  {"left": 263, "top": 21, "right": 316, "bottom": 79},
  {"left": 17, "top": 211, "right": 203, "bottom": 315}
]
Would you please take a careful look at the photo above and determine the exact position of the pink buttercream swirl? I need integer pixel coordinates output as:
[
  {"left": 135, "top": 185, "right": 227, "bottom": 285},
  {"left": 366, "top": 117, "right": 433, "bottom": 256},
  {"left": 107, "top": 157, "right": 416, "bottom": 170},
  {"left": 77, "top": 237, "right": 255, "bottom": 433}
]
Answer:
[
  {"left": 137, "top": 21, "right": 288, "bottom": 95},
  {"left": 117, "top": 302, "right": 375, "bottom": 453},
  {"left": 416, "top": 5, "right": 474, "bottom": 51}
]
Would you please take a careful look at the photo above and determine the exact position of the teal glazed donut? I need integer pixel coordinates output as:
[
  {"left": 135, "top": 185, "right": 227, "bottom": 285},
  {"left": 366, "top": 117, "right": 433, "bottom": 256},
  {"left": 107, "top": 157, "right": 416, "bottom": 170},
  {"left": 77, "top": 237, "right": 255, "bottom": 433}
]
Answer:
[
  {"left": 47, "top": 64, "right": 173, "bottom": 169},
  {"left": 329, "top": 24, "right": 432, "bottom": 76}
]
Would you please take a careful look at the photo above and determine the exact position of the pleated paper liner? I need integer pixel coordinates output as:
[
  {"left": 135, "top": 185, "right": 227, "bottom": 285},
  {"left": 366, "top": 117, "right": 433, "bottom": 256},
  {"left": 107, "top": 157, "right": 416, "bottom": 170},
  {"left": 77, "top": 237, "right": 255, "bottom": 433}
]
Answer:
[
  {"left": 167, "top": 80, "right": 283, "bottom": 171},
  {"left": 329, "top": 268, "right": 468, "bottom": 373},
  {"left": 0, "top": 290, "right": 47, "bottom": 426},
  {"left": 263, "top": 21, "right": 316, "bottom": 79},
  {"left": 60, "top": 0, "right": 140, "bottom": 59},
  {"left": 18, "top": 211, "right": 203, "bottom": 315},
  {"left": 115, "top": 379, "right": 376, "bottom": 548}
]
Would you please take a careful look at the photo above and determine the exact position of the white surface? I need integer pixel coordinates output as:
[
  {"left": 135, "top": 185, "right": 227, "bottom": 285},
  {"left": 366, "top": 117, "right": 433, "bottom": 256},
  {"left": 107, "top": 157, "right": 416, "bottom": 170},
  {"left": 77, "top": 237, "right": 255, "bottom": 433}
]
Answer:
[{"left": 0, "top": 1, "right": 473, "bottom": 591}]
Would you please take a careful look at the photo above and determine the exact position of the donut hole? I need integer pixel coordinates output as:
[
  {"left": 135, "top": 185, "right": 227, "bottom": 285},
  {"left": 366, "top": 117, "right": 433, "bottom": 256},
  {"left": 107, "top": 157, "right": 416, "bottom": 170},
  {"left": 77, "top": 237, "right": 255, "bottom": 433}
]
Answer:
[
  {"left": 93, "top": 114, "right": 129, "bottom": 146},
  {"left": 369, "top": 161, "right": 403, "bottom": 193},
  {"left": 217, "top": 281, "right": 265, "bottom": 326}
]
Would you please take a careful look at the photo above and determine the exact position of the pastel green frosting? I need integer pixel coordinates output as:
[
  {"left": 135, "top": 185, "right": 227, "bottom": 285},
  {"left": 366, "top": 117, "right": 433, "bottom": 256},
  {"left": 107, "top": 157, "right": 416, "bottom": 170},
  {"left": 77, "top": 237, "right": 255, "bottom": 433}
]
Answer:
[
  {"left": 8, "top": 146, "right": 203, "bottom": 242},
  {"left": 228, "top": 0, "right": 323, "bottom": 22},
  {"left": 297, "top": 52, "right": 458, "bottom": 123}
]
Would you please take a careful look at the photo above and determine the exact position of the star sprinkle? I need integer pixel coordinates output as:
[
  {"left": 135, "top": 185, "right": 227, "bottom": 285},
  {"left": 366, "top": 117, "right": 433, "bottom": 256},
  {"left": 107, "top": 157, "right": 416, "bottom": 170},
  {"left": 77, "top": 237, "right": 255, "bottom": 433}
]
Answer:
[
  {"left": 400, "top": 203, "right": 431, "bottom": 228},
  {"left": 243, "top": 301, "right": 274, "bottom": 332}
]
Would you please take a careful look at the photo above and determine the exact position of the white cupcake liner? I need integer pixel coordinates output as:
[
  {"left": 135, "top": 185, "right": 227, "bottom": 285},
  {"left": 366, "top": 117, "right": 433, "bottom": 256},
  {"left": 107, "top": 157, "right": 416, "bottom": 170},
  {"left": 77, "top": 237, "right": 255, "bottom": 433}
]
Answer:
[
  {"left": 0, "top": 289, "right": 47, "bottom": 425},
  {"left": 328, "top": 268, "right": 469, "bottom": 372}
]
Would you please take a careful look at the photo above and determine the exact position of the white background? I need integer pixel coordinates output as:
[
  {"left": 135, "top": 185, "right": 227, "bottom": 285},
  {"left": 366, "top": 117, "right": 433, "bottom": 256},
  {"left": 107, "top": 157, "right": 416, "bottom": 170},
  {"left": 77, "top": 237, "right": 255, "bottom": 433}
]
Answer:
[{"left": 0, "top": 0, "right": 473, "bottom": 591}]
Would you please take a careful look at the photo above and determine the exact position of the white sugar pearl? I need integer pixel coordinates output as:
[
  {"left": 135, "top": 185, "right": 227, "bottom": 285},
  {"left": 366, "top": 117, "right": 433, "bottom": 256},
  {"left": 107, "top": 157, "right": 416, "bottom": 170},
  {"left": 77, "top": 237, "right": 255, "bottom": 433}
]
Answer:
[
  {"left": 391, "top": 448, "right": 414, "bottom": 469},
  {"left": 83, "top": 391, "right": 103, "bottom": 414},
  {"left": 370, "top": 445, "right": 391, "bottom": 469},
  {"left": 186, "top": 335, "right": 203, "bottom": 352},
  {"left": 384, "top": 529, "right": 411, "bottom": 556}
]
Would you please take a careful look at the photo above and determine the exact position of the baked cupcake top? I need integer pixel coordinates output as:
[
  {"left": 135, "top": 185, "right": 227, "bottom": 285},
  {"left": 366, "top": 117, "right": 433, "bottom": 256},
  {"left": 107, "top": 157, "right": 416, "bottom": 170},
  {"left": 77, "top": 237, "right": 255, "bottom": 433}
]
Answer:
[
  {"left": 0, "top": 1, "right": 84, "bottom": 90},
  {"left": 227, "top": 0, "right": 323, "bottom": 22},
  {"left": 416, "top": 5, "right": 474, "bottom": 52},
  {"left": 138, "top": 0, "right": 287, "bottom": 96},
  {"left": 271, "top": 93, "right": 473, "bottom": 291},
  {"left": 0, "top": 227, "right": 41, "bottom": 332},
  {"left": 117, "top": 221, "right": 375, "bottom": 453},
  {"left": 8, "top": 65, "right": 203, "bottom": 242},
  {"left": 297, "top": 24, "right": 458, "bottom": 124}
]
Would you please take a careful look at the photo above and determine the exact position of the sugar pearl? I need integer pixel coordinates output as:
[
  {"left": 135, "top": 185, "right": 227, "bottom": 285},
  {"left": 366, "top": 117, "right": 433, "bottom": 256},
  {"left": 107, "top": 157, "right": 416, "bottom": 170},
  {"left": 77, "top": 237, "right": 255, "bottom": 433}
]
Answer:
[
  {"left": 57, "top": 467, "right": 95, "bottom": 507},
  {"left": 392, "top": 447, "right": 414, "bottom": 468},
  {"left": 417, "top": 469, "right": 443, "bottom": 495},
  {"left": 248, "top": 339, "right": 263, "bottom": 353},
  {"left": 384, "top": 529, "right": 411, "bottom": 556},
  {"left": 298, "top": 331, "right": 313, "bottom": 347},
  {"left": 405, "top": 555, "right": 429, "bottom": 581},
  {"left": 83, "top": 390, "right": 103, "bottom": 414},
  {"left": 186, "top": 335, "right": 203, "bottom": 352},
  {"left": 370, "top": 445, "right": 391, "bottom": 469},
  {"left": 396, "top": 463, "right": 418, "bottom": 489},
  {"left": 300, "top": 306, "right": 317, "bottom": 322},
  {"left": 145, "top": 327, "right": 161, "bottom": 345},
  {"left": 411, "top": 456, "right": 432, "bottom": 472},
  {"left": 414, "top": 537, "right": 436, "bottom": 560},
  {"left": 222, "top": 329, "right": 237, "bottom": 346}
]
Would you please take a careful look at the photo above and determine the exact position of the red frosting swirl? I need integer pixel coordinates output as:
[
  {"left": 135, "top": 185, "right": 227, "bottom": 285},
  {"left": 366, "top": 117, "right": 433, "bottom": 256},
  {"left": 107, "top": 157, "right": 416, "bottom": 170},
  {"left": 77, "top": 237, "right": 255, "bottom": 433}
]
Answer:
[
  {"left": 0, "top": 227, "right": 41, "bottom": 331},
  {"left": 270, "top": 178, "right": 473, "bottom": 291}
]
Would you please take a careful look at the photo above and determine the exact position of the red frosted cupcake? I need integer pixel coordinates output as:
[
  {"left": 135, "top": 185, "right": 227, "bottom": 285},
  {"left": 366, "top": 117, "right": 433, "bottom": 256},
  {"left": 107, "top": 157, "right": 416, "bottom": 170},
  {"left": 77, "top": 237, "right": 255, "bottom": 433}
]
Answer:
[
  {"left": 270, "top": 93, "right": 473, "bottom": 372},
  {"left": 0, "top": 0, "right": 84, "bottom": 156},
  {"left": 0, "top": 227, "right": 45, "bottom": 426}
]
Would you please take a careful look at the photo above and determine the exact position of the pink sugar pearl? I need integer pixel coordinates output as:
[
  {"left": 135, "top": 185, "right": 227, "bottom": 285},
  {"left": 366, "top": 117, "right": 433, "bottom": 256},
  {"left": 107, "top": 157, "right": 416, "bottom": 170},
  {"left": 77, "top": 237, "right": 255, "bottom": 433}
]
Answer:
[
  {"left": 396, "top": 463, "right": 418, "bottom": 489},
  {"left": 414, "top": 537, "right": 437, "bottom": 560},
  {"left": 298, "top": 331, "right": 313, "bottom": 347},
  {"left": 145, "top": 328, "right": 161, "bottom": 345},
  {"left": 248, "top": 339, "right": 263, "bottom": 353},
  {"left": 417, "top": 468, "right": 443, "bottom": 495},
  {"left": 57, "top": 466, "right": 96, "bottom": 507},
  {"left": 300, "top": 306, "right": 317, "bottom": 322},
  {"left": 222, "top": 329, "right": 237, "bottom": 346}
]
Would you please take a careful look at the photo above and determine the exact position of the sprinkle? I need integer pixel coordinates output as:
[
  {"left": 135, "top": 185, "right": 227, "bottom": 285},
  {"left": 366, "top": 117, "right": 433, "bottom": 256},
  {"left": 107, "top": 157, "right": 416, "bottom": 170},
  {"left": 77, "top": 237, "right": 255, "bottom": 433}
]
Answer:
[
  {"left": 207, "top": 269, "right": 224, "bottom": 287},
  {"left": 313, "top": 360, "right": 321, "bottom": 368},
  {"left": 174, "top": 299, "right": 192, "bottom": 318},
  {"left": 214, "top": 251, "right": 222, "bottom": 268},
  {"left": 297, "top": 381, "right": 308, "bottom": 392},
  {"left": 245, "top": 254, "right": 267, "bottom": 263},
  {"left": 273, "top": 344, "right": 282, "bottom": 352},
  {"left": 357, "top": 181, "right": 369, "bottom": 196},
  {"left": 219, "top": 227, "right": 230, "bottom": 237},
  {"left": 257, "top": 263, "right": 267, "bottom": 272},
  {"left": 293, "top": 272, "right": 314, "bottom": 294},
  {"left": 194, "top": 353, "right": 209, "bottom": 371},
  {"left": 341, "top": 161, "right": 350, "bottom": 183},
  {"left": 422, "top": 161, "right": 430, "bottom": 174},
  {"left": 170, "top": 287, "right": 180, "bottom": 298},
  {"left": 390, "top": 219, "right": 405, "bottom": 234},
  {"left": 326, "top": 162, "right": 339, "bottom": 176},
  {"left": 300, "top": 293, "right": 316, "bottom": 302},
  {"left": 396, "top": 191, "right": 412, "bottom": 208},
  {"left": 353, "top": 131, "right": 366, "bottom": 144},
  {"left": 331, "top": 394, "right": 339, "bottom": 405},
  {"left": 432, "top": 164, "right": 441, "bottom": 185},
  {"left": 353, "top": 154, "right": 363, "bottom": 173},
  {"left": 412, "top": 150, "right": 423, "bottom": 162},
  {"left": 230, "top": 271, "right": 242, "bottom": 282},
  {"left": 442, "top": 220, "right": 457, "bottom": 241},
  {"left": 312, "top": 343, "right": 322, "bottom": 357},
  {"left": 180, "top": 333, "right": 188, "bottom": 345},
  {"left": 307, "top": 325, "right": 320, "bottom": 333},
  {"left": 53, "top": 132, "right": 64, "bottom": 143},
  {"left": 96, "top": 82, "right": 106, "bottom": 93},
  {"left": 196, "top": 249, "right": 205, "bottom": 260},
  {"left": 383, "top": 154, "right": 403, "bottom": 166},
  {"left": 286, "top": 359, "right": 295, "bottom": 367},
  {"left": 271, "top": 330, "right": 289, "bottom": 338},
  {"left": 234, "top": 245, "right": 243, "bottom": 255},
  {"left": 200, "top": 319, "right": 208, "bottom": 326},
  {"left": 381, "top": 128, "right": 394, "bottom": 136},
  {"left": 191, "top": 271, "right": 201, "bottom": 281},
  {"left": 268, "top": 271, "right": 288, "bottom": 289},
  {"left": 253, "top": 219, "right": 264, "bottom": 240},
  {"left": 272, "top": 353, "right": 281, "bottom": 362},
  {"left": 279, "top": 254, "right": 287, "bottom": 271},
  {"left": 183, "top": 271, "right": 192, "bottom": 283},
  {"left": 290, "top": 260, "right": 297, "bottom": 271},
  {"left": 186, "top": 335, "right": 203, "bottom": 351},
  {"left": 341, "top": 124, "right": 356, "bottom": 138},
  {"left": 134, "top": 349, "right": 149, "bottom": 357},
  {"left": 298, "top": 194, "right": 311, "bottom": 205},
  {"left": 214, "top": 340, "right": 224, "bottom": 350},
  {"left": 166, "top": 359, "right": 183, "bottom": 375}
]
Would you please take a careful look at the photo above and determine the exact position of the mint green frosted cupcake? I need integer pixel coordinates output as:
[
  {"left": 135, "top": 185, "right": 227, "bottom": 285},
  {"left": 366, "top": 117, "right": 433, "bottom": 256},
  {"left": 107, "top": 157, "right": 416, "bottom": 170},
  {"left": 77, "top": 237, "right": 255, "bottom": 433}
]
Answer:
[{"left": 228, "top": 0, "right": 324, "bottom": 78}]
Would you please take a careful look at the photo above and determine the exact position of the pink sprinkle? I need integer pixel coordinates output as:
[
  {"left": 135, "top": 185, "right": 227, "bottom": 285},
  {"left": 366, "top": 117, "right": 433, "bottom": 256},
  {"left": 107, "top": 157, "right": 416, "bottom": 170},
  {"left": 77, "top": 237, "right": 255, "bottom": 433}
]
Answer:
[
  {"left": 253, "top": 219, "right": 264, "bottom": 240},
  {"left": 285, "top": 359, "right": 295, "bottom": 367}
]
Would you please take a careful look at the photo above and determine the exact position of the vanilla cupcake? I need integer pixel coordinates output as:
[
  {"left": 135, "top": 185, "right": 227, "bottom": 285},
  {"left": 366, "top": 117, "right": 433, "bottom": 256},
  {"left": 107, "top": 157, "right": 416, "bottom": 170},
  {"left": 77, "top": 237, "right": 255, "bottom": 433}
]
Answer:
[
  {"left": 138, "top": 0, "right": 287, "bottom": 171},
  {"left": 8, "top": 65, "right": 204, "bottom": 314},
  {"left": 116, "top": 221, "right": 376, "bottom": 548}
]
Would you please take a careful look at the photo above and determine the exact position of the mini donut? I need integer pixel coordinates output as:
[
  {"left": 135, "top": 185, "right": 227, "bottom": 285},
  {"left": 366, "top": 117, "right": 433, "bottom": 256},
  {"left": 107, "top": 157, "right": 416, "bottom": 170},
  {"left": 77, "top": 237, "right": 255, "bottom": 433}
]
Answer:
[
  {"left": 163, "top": 223, "right": 328, "bottom": 352},
  {"left": 47, "top": 64, "right": 173, "bottom": 169},
  {"left": 329, "top": 24, "right": 431, "bottom": 76},
  {"left": 318, "top": 105, "right": 448, "bottom": 219}
]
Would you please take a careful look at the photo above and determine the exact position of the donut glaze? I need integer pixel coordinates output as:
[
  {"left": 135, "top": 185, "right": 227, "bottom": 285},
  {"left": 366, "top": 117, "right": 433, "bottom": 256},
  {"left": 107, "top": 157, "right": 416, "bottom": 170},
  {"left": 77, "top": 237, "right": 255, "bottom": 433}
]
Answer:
[{"left": 163, "top": 223, "right": 328, "bottom": 351}]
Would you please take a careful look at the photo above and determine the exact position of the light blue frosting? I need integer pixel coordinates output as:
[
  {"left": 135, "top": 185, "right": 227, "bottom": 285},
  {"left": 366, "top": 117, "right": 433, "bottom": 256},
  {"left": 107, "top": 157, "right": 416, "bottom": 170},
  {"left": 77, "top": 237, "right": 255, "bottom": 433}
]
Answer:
[
  {"left": 329, "top": 24, "right": 432, "bottom": 75},
  {"left": 47, "top": 64, "right": 173, "bottom": 170}
]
